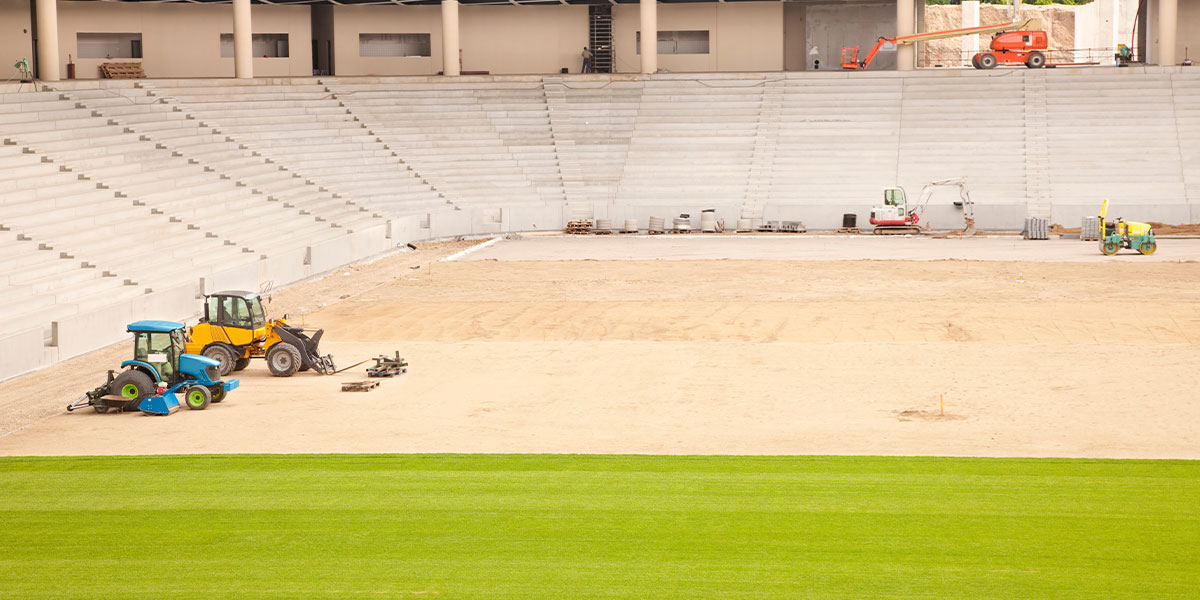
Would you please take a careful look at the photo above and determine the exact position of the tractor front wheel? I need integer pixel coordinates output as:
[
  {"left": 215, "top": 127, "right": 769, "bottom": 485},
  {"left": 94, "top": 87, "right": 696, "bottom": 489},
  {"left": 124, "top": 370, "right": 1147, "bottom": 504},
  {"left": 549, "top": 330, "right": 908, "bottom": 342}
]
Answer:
[
  {"left": 978, "top": 53, "right": 998, "bottom": 69},
  {"left": 209, "top": 384, "right": 227, "bottom": 403},
  {"left": 184, "top": 385, "right": 211, "bottom": 410},
  {"left": 203, "top": 344, "right": 237, "bottom": 377},
  {"left": 1025, "top": 52, "right": 1046, "bottom": 68},
  {"left": 1102, "top": 239, "right": 1121, "bottom": 255},
  {"left": 1138, "top": 239, "right": 1157, "bottom": 255},
  {"left": 267, "top": 343, "right": 302, "bottom": 377},
  {"left": 111, "top": 369, "right": 154, "bottom": 411}
]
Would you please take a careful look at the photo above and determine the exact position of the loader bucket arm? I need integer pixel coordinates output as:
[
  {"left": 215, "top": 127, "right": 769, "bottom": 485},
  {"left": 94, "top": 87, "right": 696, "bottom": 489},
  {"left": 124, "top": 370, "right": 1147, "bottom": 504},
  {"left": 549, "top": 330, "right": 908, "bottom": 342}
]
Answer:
[{"left": 274, "top": 325, "right": 336, "bottom": 375}]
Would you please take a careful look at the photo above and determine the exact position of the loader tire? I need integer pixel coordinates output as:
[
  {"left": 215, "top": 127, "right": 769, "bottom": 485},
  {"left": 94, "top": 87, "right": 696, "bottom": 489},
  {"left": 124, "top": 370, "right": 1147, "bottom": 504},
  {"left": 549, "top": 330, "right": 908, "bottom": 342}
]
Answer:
[
  {"left": 203, "top": 344, "right": 237, "bottom": 377},
  {"left": 267, "top": 343, "right": 302, "bottom": 377},
  {"left": 184, "top": 385, "right": 211, "bottom": 410},
  {"left": 233, "top": 357, "right": 251, "bottom": 372},
  {"left": 111, "top": 369, "right": 154, "bottom": 411}
]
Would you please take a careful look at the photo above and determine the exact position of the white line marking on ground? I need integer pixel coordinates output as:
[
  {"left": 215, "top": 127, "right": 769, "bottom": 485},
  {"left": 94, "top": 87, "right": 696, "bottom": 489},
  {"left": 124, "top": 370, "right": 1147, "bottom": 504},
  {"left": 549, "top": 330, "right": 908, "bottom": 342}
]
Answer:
[{"left": 441, "top": 237, "right": 502, "bottom": 262}]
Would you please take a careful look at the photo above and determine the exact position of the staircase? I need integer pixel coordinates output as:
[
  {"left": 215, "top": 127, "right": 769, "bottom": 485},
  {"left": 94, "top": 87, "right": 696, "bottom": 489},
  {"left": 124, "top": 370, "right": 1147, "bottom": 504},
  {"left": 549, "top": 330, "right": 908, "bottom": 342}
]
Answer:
[{"left": 589, "top": 5, "right": 614, "bottom": 74}]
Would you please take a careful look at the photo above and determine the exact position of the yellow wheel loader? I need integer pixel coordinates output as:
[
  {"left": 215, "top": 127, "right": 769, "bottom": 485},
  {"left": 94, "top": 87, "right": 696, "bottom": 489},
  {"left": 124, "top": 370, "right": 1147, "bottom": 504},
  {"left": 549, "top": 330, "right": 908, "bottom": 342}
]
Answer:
[{"left": 185, "top": 290, "right": 335, "bottom": 377}]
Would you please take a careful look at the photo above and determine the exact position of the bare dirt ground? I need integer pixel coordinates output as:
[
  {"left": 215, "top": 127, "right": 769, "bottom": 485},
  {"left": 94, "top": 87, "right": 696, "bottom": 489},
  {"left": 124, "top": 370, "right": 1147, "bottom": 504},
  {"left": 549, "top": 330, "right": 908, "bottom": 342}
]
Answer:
[{"left": 2, "top": 235, "right": 1198, "bottom": 459}]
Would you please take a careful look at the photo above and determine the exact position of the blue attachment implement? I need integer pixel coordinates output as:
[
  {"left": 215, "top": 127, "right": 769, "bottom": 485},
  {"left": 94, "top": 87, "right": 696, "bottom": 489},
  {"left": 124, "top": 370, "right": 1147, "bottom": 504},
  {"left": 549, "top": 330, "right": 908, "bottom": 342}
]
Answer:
[
  {"left": 137, "top": 382, "right": 192, "bottom": 416},
  {"left": 221, "top": 379, "right": 240, "bottom": 392}
]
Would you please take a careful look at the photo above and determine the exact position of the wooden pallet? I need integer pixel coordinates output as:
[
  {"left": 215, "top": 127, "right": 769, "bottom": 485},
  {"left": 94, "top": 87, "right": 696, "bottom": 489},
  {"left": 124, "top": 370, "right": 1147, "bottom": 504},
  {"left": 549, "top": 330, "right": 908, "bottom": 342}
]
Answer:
[
  {"left": 836, "top": 227, "right": 862, "bottom": 234},
  {"left": 341, "top": 380, "right": 380, "bottom": 392},
  {"left": 100, "top": 62, "right": 146, "bottom": 79}
]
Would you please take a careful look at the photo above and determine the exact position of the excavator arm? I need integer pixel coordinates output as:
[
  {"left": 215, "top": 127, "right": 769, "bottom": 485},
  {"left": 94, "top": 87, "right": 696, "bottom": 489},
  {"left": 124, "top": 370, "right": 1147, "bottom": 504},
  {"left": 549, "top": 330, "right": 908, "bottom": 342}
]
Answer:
[{"left": 911, "top": 178, "right": 977, "bottom": 236}]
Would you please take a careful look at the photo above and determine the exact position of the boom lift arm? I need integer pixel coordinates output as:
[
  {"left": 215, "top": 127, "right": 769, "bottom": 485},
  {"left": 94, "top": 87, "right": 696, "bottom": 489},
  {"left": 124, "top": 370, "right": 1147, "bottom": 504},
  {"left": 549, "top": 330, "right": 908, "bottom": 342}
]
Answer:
[{"left": 841, "top": 0, "right": 1039, "bottom": 70}]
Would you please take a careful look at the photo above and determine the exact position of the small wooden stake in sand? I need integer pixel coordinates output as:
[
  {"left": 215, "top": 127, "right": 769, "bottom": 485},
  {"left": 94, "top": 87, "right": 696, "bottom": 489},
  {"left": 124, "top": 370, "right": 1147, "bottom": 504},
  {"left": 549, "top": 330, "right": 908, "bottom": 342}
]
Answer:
[{"left": 940, "top": 394, "right": 944, "bottom": 417}]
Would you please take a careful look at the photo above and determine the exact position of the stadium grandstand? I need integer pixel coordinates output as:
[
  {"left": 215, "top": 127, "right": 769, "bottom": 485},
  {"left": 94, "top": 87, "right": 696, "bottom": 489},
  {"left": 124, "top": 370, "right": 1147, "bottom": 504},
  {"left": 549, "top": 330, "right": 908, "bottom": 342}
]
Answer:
[{"left": 1, "top": 0, "right": 1198, "bottom": 379}]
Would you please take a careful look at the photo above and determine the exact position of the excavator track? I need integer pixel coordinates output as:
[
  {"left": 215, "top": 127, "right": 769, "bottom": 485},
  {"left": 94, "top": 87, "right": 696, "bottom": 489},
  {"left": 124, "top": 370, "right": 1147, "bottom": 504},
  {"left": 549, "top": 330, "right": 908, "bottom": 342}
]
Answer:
[{"left": 872, "top": 226, "right": 924, "bottom": 236}]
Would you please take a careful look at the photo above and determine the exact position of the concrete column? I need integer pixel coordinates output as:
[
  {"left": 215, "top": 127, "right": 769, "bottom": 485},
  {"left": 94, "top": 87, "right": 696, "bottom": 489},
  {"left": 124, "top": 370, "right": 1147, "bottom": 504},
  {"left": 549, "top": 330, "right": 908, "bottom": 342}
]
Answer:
[
  {"left": 640, "top": 0, "right": 657, "bottom": 74},
  {"left": 961, "top": 1, "right": 980, "bottom": 67},
  {"left": 896, "top": 0, "right": 915, "bottom": 71},
  {"left": 442, "top": 0, "right": 460, "bottom": 76},
  {"left": 233, "top": 0, "right": 253, "bottom": 79},
  {"left": 1158, "top": 0, "right": 1177, "bottom": 65},
  {"left": 35, "top": 0, "right": 59, "bottom": 81}
]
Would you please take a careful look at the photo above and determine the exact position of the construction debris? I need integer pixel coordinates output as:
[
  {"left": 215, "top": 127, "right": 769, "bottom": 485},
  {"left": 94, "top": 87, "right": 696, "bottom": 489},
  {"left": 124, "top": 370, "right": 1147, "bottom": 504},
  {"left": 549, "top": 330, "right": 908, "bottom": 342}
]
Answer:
[
  {"left": 780, "top": 221, "right": 807, "bottom": 233},
  {"left": 341, "top": 380, "right": 380, "bottom": 392},
  {"left": 366, "top": 352, "right": 409, "bottom": 378},
  {"left": 100, "top": 63, "right": 146, "bottom": 79},
  {"left": 836, "top": 226, "right": 862, "bottom": 234}
]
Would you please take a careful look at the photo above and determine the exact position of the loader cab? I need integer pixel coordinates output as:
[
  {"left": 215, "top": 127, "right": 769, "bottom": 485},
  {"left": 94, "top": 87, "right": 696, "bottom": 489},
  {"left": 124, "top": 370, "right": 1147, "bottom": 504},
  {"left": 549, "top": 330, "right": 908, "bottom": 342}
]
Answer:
[
  {"left": 201, "top": 291, "right": 268, "bottom": 345},
  {"left": 128, "top": 321, "right": 187, "bottom": 383}
]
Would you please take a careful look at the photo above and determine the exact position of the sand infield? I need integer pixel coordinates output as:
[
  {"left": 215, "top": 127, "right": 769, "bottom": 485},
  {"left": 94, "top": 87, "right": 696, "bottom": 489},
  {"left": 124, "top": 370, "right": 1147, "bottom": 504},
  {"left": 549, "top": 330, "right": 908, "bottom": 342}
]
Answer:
[{"left": 2, "top": 235, "right": 1198, "bottom": 458}]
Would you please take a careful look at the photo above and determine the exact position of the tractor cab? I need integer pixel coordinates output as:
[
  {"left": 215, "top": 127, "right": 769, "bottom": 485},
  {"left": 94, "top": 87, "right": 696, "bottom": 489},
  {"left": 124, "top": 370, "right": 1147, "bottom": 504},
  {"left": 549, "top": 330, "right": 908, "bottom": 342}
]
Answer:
[{"left": 129, "top": 321, "right": 187, "bottom": 383}]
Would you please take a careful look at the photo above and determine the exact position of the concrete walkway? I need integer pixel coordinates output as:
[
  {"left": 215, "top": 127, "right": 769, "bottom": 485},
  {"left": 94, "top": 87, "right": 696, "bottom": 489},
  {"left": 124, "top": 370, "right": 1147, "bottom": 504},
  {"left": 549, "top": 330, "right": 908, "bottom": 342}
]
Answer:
[{"left": 462, "top": 234, "right": 1200, "bottom": 263}]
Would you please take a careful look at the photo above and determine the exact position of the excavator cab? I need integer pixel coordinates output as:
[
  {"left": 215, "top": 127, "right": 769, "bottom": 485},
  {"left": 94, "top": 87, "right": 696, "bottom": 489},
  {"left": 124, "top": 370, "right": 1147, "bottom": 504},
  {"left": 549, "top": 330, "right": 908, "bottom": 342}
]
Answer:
[{"left": 871, "top": 187, "right": 911, "bottom": 229}]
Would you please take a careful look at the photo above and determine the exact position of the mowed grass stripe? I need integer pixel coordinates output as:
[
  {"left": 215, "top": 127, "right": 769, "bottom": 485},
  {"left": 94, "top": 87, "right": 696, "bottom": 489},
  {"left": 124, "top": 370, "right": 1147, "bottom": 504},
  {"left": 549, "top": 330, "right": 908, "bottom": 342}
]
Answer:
[{"left": 0, "top": 455, "right": 1195, "bottom": 599}]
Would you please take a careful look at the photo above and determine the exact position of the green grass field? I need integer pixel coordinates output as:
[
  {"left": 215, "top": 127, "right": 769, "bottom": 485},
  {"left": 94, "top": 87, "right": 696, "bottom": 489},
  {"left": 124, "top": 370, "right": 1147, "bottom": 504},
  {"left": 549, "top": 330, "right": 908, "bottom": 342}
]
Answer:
[{"left": 0, "top": 454, "right": 1196, "bottom": 599}]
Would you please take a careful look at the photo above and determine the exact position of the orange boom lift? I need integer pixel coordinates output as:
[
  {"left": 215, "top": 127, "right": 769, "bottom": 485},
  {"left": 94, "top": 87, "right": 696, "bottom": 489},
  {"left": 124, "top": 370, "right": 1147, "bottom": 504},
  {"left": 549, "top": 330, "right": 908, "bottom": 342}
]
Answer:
[{"left": 841, "top": 0, "right": 1047, "bottom": 70}]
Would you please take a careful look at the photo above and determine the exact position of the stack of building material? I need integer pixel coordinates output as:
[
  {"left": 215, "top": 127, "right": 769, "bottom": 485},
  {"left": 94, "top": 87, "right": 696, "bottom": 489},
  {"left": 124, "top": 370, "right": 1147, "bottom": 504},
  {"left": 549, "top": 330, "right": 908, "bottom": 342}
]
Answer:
[{"left": 1023, "top": 217, "right": 1049, "bottom": 240}]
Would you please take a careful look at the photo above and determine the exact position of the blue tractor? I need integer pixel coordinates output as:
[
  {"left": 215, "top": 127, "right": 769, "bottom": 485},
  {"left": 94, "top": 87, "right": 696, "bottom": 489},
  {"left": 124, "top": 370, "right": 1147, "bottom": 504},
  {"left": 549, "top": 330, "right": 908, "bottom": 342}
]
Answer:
[{"left": 67, "top": 320, "right": 240, "bottom": 415}]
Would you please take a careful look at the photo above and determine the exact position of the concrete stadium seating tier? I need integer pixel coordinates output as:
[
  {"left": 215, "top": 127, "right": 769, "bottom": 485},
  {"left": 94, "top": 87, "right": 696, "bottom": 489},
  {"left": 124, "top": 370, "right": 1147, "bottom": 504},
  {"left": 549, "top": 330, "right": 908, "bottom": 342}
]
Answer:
[{"left": 2, "top": 67, "right": 1197, "bottom": 379}]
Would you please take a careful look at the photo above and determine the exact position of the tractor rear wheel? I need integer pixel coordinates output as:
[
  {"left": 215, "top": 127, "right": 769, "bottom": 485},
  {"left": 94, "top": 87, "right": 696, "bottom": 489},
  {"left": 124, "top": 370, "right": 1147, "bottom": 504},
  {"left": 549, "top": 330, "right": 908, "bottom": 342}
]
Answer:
[
  {"left": 203, "top": 344, "right": 236, "bottom": 377},
  {"left": 111, "top": 369, "right": 154, "bottom": 411},
  {"left": 978, "top": 53, "right": 997, "bottom": 69},
  {"left": 1025, "top": 52, "right": 1046, "bottom": 68},
  {"left": 267, "top": 343, "right": 302, "bottom": 377},
  {"left": 1138, "top": 239, "right": 1157, "bottom": 255},
  {"left": 184, "top": 385, "right": 211, "bottom": 410}
]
